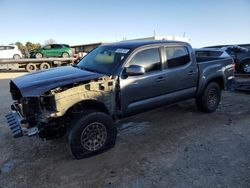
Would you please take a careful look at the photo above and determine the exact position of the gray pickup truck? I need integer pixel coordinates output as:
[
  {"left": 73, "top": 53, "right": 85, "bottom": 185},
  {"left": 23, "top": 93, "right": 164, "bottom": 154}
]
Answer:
[{"left": 6, "top": 40, "right": 234, "bottom": 159}]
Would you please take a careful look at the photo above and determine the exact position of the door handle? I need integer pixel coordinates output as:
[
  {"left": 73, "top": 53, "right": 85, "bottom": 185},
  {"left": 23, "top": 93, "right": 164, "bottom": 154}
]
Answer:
[
  {"left": 187, "top": 71, "right": 194, "bottom": 75},
  {"left": 156, "top": 76, "right": 165, "bottom": 82}
]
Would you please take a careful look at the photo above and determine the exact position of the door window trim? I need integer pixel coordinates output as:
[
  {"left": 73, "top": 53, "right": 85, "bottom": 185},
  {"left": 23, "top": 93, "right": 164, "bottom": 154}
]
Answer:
[{"left": 123, "top": 46, "right": 164, "bottom": 74}]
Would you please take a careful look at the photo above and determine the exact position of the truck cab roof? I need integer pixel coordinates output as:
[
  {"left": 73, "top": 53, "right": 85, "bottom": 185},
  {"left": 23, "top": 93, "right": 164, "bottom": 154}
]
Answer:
[{"left": 103, "top": 40, "right": 190, "bottom": 49}]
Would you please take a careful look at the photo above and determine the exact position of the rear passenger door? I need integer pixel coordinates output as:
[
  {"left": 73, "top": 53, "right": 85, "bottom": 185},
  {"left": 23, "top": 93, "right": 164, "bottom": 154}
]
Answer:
[{"left": 163, "top": 45, "right": 198, "bottom": 98}]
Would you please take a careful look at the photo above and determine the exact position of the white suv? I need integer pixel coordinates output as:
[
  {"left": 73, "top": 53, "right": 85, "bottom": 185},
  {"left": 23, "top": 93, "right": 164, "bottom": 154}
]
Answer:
[{"left": 0, "top": 45, "right": 23, "bottom": 59}]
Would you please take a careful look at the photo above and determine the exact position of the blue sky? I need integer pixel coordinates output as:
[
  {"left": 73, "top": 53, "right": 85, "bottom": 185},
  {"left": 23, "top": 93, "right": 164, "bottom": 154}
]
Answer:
[{"left": 0, "top": 0, "right": 250, "bottom": 47}]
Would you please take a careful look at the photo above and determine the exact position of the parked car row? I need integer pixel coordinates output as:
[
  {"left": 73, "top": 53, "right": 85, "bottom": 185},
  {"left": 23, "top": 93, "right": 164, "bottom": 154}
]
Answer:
[
  {"left": 1, "top": 42, "right": 250, "bottom": 74},
  {"left": 0, "top": 44, "right": 73, "bottom": 60},
  {"left": 0, "top": 45, "right": 23, "bottom": 59}
]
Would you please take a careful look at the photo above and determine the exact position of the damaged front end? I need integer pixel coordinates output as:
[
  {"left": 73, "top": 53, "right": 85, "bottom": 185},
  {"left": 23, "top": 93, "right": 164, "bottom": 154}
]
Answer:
[
  {"left": 6, "top": 94, "right": 41, "bottom": 138},
  {"left": 6, "top": 76, "right": 115, "bottom": 140}
]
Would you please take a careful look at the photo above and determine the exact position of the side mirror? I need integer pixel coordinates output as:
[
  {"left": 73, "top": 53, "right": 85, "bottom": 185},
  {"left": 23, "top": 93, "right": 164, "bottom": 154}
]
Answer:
[{"left": 125, "top": 65, "right": 145, "bottom": 76}]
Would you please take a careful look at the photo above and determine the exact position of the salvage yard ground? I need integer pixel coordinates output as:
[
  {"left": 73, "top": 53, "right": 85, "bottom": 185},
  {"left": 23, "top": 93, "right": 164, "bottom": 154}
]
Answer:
[{"left": 0, "top": 72, "right": 250, "bottom": 188}]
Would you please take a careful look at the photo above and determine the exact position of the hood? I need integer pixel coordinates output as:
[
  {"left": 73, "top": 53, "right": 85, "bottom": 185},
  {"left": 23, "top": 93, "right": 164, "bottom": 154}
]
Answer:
[{"left": 11, "top": 66, "right": 103, "bottom": 97}]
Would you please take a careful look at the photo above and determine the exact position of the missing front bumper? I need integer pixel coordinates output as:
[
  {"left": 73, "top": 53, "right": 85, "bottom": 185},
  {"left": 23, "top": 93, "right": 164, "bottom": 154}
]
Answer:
[{"left": 5, "top": 111, "right": 39, "bottom": 138}]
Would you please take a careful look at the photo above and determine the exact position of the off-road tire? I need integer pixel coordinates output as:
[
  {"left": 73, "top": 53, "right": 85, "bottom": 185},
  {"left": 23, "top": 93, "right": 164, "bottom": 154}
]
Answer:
[
  {"left": 196, "top": 82, "right": 221, "bottom": 113},
  {"left": 68, "top": 111, "right": 117, "bottom": 159},
  {"left": 26, "top": 63, "right": 37, "bottom": 72}
]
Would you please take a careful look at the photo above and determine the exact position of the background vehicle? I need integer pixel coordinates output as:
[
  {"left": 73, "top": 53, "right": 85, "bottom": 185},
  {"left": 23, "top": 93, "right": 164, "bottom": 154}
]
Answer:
[
  {"left": 0, "top": 45, "right": 22, "bottom": 59},
  {"left": 29, "top": 44, "right": 72, "bottom": 58},
  {"left": 205, "top": 44, "right": 250, "bottom": 74},
  {"left": 6, "top": 40, "right": 234, "bottom": 159},
  {"left": 0, "top": 57, "right": 76, "bottom": 72},
  {"left": 195, "top": 48, "right": 230, "bottom": 58}
]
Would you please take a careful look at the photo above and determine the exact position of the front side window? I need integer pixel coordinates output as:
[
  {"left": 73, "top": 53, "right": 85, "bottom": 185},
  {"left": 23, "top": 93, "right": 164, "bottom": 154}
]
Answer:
[
  {"left": 130, "top": 48, "right": 161, "bottom": 73},
  {"left": 165, "top": 46, "right": 190, "bottom": 68},
  {"left": 44, "top": 45, "right": 51, "bottom": 49}
]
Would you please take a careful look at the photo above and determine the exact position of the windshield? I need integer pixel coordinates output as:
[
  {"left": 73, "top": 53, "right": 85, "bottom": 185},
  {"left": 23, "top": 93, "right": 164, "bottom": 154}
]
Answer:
[{"left": 77, "top": 46, "right": 130, "bottom": 74}]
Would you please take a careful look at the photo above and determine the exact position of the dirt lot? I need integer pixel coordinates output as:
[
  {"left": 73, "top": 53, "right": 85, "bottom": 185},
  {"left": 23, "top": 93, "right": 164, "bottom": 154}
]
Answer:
[{"left": 0, "top": 72, "right": 250, "bottom": 188}]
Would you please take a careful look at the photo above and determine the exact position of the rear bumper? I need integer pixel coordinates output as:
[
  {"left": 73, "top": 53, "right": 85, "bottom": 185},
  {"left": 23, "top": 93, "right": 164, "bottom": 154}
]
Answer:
[{"left": 5, "top": 111, "right": 23, "bottom": 138}]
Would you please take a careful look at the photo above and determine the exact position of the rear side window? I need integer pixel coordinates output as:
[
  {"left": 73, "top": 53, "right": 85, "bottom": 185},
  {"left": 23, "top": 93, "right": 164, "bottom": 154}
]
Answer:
[
  {"left": 165, "top": 46, "right": 190, "bottom": 68},
  {"left": 44, "top": 45, "right": 51, "bottom": 49},
  {"left": 130, "top": 48, "right": 161, "bottom": 73},
  {"left": 51, "top": 44, "right": 62, "bottom": 49}
]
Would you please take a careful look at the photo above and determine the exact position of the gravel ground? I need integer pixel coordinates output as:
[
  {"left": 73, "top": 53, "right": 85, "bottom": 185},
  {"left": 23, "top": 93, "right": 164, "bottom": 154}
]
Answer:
[{"left": 0, "top": 72, "right": 250, "bottom": 188}]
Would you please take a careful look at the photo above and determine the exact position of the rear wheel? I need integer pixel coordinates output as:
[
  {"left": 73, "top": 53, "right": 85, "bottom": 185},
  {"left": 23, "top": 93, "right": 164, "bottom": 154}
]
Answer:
[
  {"left": 196, "top": 82, "right": 221, "bottom": 113},
  {"left": 13, "top": 54, "right": 21, "bottom": 59},
  {"left": 35, "top": 53, "right": 43, "bottom": 59},
  {"left": 26, "top": 63, "right": 37, "bottom": 72},
  {"left": 68, "top": 111, "right": 117, "bottom": 159},
  {"left": 40, "top": 62, "right": 51, "bottom": 70},
  {"left": 62, "top": 52, "right": 69, "bottom": 58}
]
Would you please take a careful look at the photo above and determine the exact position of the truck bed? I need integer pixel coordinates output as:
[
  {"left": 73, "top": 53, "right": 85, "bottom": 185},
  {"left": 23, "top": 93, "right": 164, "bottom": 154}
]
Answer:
[{"left": 196, "top": 56, "right": 234, "bottom": 95}]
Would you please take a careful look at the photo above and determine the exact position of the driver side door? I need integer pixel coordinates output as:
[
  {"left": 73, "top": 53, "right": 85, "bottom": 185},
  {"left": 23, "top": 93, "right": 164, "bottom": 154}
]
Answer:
[{"left": 119, "top": 47, "right": 166, "bottom": 116}]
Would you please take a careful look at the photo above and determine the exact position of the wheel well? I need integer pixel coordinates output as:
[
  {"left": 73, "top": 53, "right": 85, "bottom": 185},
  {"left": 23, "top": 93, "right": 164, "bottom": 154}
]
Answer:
[
  {"left": 208, "top": 77, "right": 224, "bottom": 90},
  {"left": 66, "top": 100, "right": 109, "bottom": 115},
  {"left": 62, "top": 51, "right": 69, "bottom": 55}
]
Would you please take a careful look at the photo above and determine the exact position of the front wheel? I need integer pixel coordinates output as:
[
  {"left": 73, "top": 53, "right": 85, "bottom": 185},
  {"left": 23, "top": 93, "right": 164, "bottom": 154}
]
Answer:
[
  {"left": 35, "top": 53, "right": 43, "bottom": 59},
  {"left": 68, "top": 111, "right": 117, "bottom": 159},
  {"left": 196, "top": 82, "right": 221, "bottom": 113}
]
